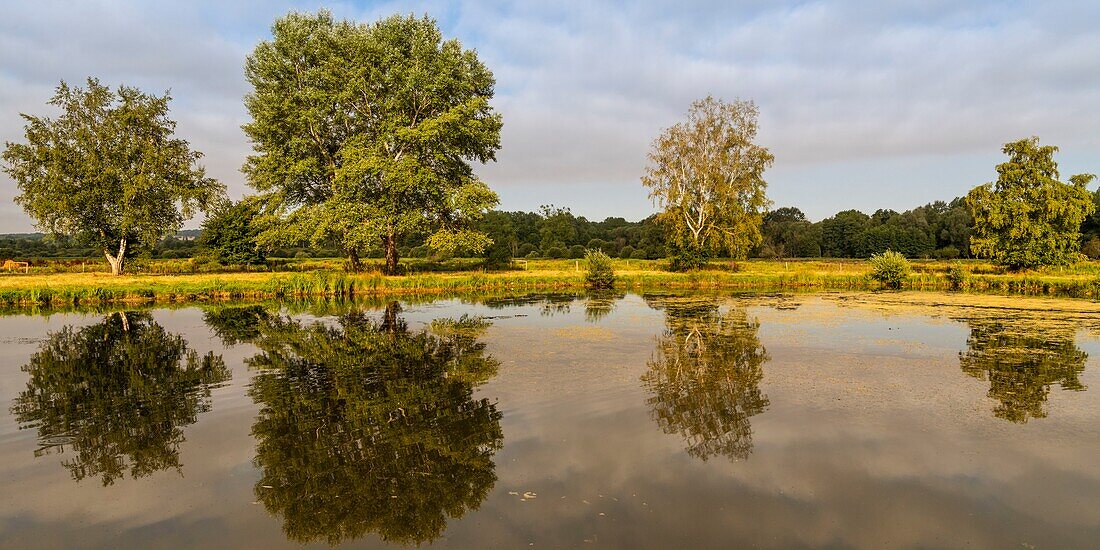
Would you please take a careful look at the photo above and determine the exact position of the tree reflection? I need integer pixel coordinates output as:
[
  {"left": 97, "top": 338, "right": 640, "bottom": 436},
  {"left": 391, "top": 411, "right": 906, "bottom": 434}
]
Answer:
[
  {"left": 959, "top": 319, "right": 1087, "bottom": 423},
  {"left": 10, "top": 312, "right": 230, "bottom": 485},
  {"left": 584, "top": 291, "right": 623, "bottom": 323},
  {"left": 246, "top": 304, "right": 503, "bottom": 545},
  {"left": 642, "top": 296, "right": 770, "bottom": 461}
]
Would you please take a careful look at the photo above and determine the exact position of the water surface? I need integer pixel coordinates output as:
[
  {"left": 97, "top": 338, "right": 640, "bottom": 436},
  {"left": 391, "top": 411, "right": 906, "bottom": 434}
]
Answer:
[{"left": 1, "top": 292, "right": 1099, "bottom": 548}]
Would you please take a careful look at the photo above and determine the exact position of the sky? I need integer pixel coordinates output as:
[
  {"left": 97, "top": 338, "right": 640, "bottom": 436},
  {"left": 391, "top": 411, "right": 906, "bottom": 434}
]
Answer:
[{"left": 1, "top": 0, "right": 1099, "bottom": 232}]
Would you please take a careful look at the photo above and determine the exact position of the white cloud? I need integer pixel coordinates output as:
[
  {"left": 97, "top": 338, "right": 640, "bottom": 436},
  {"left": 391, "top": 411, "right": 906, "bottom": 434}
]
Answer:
[{"left": 1, "top": 0, "right": 1098, "bottom": 231}]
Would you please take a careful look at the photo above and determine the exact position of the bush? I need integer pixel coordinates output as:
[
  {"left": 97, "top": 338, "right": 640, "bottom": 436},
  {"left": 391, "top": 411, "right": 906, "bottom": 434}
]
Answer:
[
  {"left": 619, "top": 245, "right": 635, "bottom": 259},
  {"left": 945, "top": 263, "right": 967, "bottom": 290},
  {"left": 934, "top": 246, "right": 961, "bottom": 260},
  {"left": 868, "top": 250, "right": 910, "bottom": 289},
  {"left": 518, "top": 243, "right": 537, "bottom": 257},
  {"left": 569, "top": 245, "right": 586, "bottom": 259},
  {"left": 294, "top": 250, "right": 311, "bottom": 259},
  {"left": 545, "top": 247, "right": 567, "bottom": 259},
  {"left": 584, "top": 249, "right": 615, "bottom": 289},
  {"left": 525, "top": 250, "right": 540, "bottom": 259},
  {"left": 667, "top": 247, "right": 707, "bottom": 271},
  {"left": 1083, "top": 237, "right": 1100, "bottom": 260},
  {"left": 630, "top": 249, "right": 648, "bottom": 260}
]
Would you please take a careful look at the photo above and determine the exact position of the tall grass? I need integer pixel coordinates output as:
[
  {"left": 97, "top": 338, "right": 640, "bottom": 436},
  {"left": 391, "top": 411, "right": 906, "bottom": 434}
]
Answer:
[{"left": 1, "top": 258, "right": 1099, "bottom": 309}]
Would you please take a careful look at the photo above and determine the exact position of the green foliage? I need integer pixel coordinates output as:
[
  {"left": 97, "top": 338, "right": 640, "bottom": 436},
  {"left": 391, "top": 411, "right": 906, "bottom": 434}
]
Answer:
[
  {"left": 667, "top": 244, "right": 708, "bottom": 271},
  {"left": 477, "top": 210, "right": 516, "bottom": 269},
  {"left": 619, "top": 245, "right": 636, "bottom": 259},
  {"left": 242, "top": 307, "right": 502, "bottom": 545},
  {"left": 967, "top": 137, "right": 1096, "bottom": 269},
  {"left": 568, "top": 244, "right": 586, "bottom": 259},
  {"left": 2, "top": 78, "right": 223, "bottom": 274},
  {"left": 200, "top": 199, "right": 265, "bottom": 265},
  {"left": 868, "top": 250, "right": 911, "bottom": 289},
  {"left": 584, "top": 249, "right": 615, "bottom": 289},
  {"left": 538, "top": 205, "right": 577, "bottom": 252},
  {"left": 1083, "top": 236, "right": 1100, "bottom": 259},
  {"left": 946, "top": 263, "right": 967, "bottom": 289},
  {"left": 244, "top": 11, "right": 502, "bottom": 273},
  {"left": 820, "top": 210, "right": 870, "bottom": 257},
  {"left": 10, "top": 312, "right": 229, "bottom": 485},
  {"left": 545, "top": 246, "right": 567, "bottom": 259},
  {"left": 642, "top": 96, "right": 773, "bottom": 259}
]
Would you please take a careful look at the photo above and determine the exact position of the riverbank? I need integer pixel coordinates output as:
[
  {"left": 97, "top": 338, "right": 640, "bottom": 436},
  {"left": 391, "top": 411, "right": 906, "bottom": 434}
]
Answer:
[{"left": 1, "top": 258, "right": 1099, "bottom": 308}]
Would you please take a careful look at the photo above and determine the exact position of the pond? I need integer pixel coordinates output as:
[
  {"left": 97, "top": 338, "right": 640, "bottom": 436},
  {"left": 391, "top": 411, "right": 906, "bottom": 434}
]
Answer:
[{"left": 1, "top": 291, "right": 1099, "bottom": 548}]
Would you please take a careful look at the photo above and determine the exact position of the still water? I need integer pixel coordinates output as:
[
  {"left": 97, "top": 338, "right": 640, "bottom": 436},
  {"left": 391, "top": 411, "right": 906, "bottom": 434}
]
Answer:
[{"left": 1, "top": 292, "right": 1099, "bottom": 548}]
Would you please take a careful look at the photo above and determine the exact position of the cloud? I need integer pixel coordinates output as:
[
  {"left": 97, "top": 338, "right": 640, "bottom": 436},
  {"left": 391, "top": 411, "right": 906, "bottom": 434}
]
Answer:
[{"left": 2, "top": 0, "right": 1099, "bottom": 231}]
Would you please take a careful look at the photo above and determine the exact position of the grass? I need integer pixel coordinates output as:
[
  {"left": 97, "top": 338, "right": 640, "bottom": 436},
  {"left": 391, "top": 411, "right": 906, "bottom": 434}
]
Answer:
[{"left": 1, "top": 257, "right": 1100, "bottom": 309}]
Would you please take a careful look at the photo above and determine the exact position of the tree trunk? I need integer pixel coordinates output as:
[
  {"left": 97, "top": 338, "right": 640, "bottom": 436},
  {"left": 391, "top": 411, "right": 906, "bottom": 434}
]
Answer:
[
  {"left": 105, "top": 237, "right": 127, "bottom": 276},
  {"left": 346, "top": 248, "right": 362, "bottom": 272},
  {"left": 116, "top": 311, "right": 130, "bottom": 332},
  {"left": 383, "top": 232, "right": 398, "bottom": 275}
]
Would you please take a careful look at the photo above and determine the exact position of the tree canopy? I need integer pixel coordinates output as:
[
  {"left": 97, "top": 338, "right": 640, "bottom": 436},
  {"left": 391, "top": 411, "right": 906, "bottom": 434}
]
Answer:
[
  {"left": 244, "top": 11, "right": 502, "bottom": 273},
  {"left": 1, "top": 78, "right": 223, "bottom": 274},
  {"left": 642, "top": 96, "right": 773, "bottom": 268},
  {"left": 967, "top": 137, "right": 1096, "bottom": 269}
]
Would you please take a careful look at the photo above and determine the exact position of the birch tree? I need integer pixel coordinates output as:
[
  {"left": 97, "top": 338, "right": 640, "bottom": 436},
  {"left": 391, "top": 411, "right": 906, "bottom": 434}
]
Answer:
[
  {"left": 642, "top": 96, "right": 773, "bottom": 269},
  {"left": 2, "top": 79, "right": 223, "bottom": 275}
]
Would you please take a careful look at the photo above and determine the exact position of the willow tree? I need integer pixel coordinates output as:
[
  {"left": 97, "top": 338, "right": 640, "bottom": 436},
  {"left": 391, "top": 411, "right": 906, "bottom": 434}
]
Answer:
[
  {"left": 966, "top": 137, "right": 1095, "bottom": 269},
  {"left": 244, "top": 11, "right": 502, "bottom": 273},
  {"left": 641, "top": 96, "right": 773, "bottom": 269},
  {"left": 2, "top": 79, "right": 223, "bottom": 274}
]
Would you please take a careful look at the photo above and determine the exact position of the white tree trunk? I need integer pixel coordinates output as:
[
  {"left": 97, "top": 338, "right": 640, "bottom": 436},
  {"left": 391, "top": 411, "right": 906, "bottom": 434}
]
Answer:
[{"left": 105, "top": 237, "right": 127, "bottom": 276}]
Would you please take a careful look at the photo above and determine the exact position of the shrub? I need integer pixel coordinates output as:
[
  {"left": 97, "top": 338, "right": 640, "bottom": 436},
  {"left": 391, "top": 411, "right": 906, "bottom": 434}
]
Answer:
[
  {"left": 584, "top": 249, "right": 615, "bottom": 289},
  {"left": 667, "top": 248, "right": 707, "bottom": 271},
  {"left": 525, "top": 250, "right": 540, "bottom": 259},
  {"left": 934, "top": 246, "right": 961, "bottom": 260},
  {"left": 868, "top": 250, "right": 910, "bottom": 289},
  {"left": 630, "top": 249, "right": 648, "bottom": 260},
  {"left": 619, "top": 245, "right": 635, "bottom": 259},
  {"left": 545, "top": 247, "right": 567, "bottom": 259},
  {"left": 293, "top": 250, "right": 311, "bottom": 259},
  {"left": 517, "top": 243, "right": 537, "bottom": 257},
  {"left": 569, "top": 245, "right": 586, "bottom": 259},
  {"left": 945, "top": 263, "right": 967, "bottom": 290},
  {"left": 1083, "top": 236, "right": 1100, "bottom": 260}
]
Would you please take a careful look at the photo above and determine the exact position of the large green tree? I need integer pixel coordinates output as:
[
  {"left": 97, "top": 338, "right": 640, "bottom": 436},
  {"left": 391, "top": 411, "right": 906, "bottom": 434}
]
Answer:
[
  {"left": 966, "top": 137, "right": 1095, "bottom": 269},
  {"left": 2, "top": 78, "right": 223, "bottom": 274},
  {"left": 199, "top": 198, "right": 265, "bottom": 265},
  {"left": 244, "top": 11, "right": 502, "bottom": 273},
  {"left": 641, "top": 96, "right": 773, "bottom": 268}
]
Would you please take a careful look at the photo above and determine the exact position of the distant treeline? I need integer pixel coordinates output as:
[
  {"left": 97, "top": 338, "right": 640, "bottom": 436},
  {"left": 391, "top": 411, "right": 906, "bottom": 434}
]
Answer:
[{"left": 6, "top": 192, "right": 1100, "bottom": 262}]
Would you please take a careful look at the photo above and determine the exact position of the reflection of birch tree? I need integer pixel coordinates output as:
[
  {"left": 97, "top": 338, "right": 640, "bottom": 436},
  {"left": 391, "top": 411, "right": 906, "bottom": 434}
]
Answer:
[
  {"left": 246, "top": 310, "right": 502, "bottom": 545},
  {"left": 959, "top": 319, "right": 1087, "bottom": 423},
  {"left": 11, "top": 312, "right": 229, "bottom": 485},
  {"left": 642, "top": 297, "right": 770, "bottom": 461}
]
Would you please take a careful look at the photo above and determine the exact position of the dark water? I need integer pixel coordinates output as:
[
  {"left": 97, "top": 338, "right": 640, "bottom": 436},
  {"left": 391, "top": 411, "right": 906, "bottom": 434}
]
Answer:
[{"left": 1, "top": 292, "right": 1099, "bottom": 549}]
